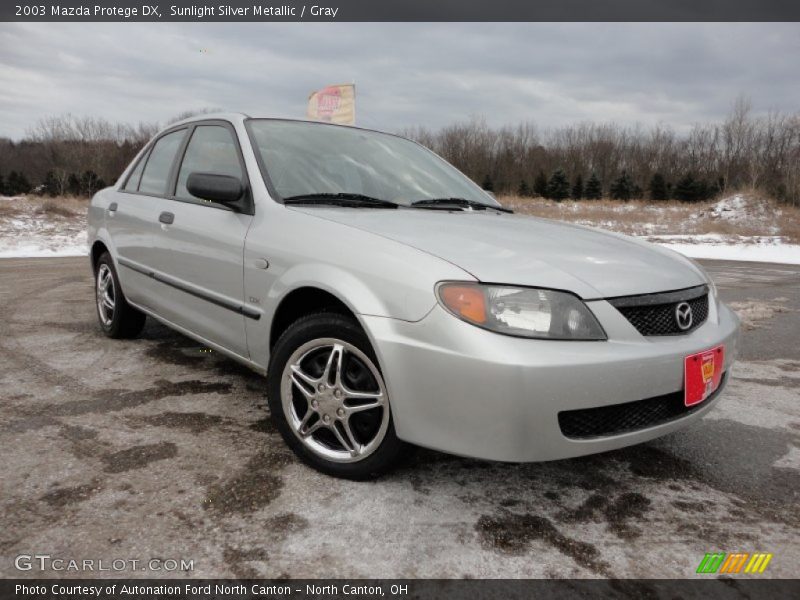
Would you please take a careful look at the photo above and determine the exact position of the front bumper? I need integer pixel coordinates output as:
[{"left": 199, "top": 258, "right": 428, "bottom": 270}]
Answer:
[{"left": 362, "top": 293, "right": 740, "bottom": 462}]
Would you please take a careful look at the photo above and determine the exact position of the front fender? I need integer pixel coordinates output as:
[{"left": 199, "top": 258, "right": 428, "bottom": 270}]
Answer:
[
  {"left": 267, "top": 262, "right": 435, "bottom": 323},
  {"left": 242, "top": 204, "right": 474, "bottom": 369},
  {"left": 245, "top": 258, "right": 460, "bottom": 370}
]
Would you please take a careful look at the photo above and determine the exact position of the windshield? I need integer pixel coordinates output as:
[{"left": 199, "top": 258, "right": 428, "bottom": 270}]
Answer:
[{"left": 247, "top": 120, "right": 498, "bottom": 207}]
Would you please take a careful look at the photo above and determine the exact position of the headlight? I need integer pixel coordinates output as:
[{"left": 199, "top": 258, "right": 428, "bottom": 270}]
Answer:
[{"left": 436, "top": 282, "right": 607, "bottom": 340}]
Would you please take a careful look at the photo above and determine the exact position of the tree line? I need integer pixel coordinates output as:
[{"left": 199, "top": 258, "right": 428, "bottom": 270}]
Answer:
[
  {"left": 0, "top": 114, "right": 160, "bottom": 197},
  {"left": 0, "top": 110, "right": 219, "bottom": 198},
  {"left": 497, "top": 168, "right": 719, "bottom": 202},
  {"left": 403, "top": 98, "right": 800, "bottom": 204},
  {"left": 1, "top": 100, "right": 798, "bottom": 204}
]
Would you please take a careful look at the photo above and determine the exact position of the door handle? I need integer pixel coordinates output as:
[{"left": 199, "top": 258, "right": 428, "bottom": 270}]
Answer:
[
  {"left": 107, "top": 202, "right": 118, "bottom": 212},
  {"left": 158, "top": 211, "right": 175, "bottom": 225}
]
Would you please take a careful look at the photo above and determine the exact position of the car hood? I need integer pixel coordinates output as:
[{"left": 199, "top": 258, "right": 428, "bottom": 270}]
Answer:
[{"left": 292, "top": 208, "right": 706, "bottom": 299}]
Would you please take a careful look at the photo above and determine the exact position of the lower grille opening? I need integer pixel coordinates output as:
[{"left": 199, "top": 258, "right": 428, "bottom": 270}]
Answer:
[{"left": 558, "top": 373, "right": 727, "bottom": 440}]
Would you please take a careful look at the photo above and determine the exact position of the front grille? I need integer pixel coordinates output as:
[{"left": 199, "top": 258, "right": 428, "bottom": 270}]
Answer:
[
  {"left": 558, "top": 373, "right": 726, "bottom": 439},
  {"left": 608, "top": 285, "right": 709, "bottom": 336}
]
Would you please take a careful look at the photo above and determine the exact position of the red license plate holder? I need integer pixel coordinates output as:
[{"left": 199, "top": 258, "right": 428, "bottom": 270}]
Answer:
[{"left": 684, "top": 345, "right": 724, "bottom": 407}]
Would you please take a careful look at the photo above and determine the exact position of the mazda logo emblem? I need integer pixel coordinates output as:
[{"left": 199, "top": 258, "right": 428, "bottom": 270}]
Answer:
[{"left": 675, "top": 302, "right": 693, "bottom": 330}]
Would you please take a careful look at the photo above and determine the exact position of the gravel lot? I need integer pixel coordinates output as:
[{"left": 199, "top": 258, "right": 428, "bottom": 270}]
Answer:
[{"left": 0, "top": 257, "right": 798, "bottom": 578}]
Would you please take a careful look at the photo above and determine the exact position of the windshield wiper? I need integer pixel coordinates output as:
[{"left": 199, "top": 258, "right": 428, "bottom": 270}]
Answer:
[
  {"left": 410, "top": 198, "right": 513, "bottom": 213},
  {"left": 283, "top": 193, "right": 399, "bottom": 209}
]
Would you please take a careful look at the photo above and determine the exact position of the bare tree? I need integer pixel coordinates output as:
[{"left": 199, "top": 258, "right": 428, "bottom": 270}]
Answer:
[{"left": 3, "top": 101, "right": 799, "bottom": 204}]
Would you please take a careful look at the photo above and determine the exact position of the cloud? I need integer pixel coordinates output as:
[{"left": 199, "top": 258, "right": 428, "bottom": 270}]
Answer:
[{"left": 0, "top": 22, "right": 798, "bottom": 139}]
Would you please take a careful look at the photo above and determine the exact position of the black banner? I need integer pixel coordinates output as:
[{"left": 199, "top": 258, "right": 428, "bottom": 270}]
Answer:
[
  {"left": 2, "top": 579, "right": 800, "bottom": 600},
  {"left": 2, "top": 0, "right": 800, "bottom": 22}
]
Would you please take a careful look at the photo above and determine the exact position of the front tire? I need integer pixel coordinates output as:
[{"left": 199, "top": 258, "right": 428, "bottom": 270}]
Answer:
[
  {"left": 267, "top": 312, "right": 405, "bottom": 480},
  {"left": 95, "top": 252, "right": 146, "bottom": 339}
]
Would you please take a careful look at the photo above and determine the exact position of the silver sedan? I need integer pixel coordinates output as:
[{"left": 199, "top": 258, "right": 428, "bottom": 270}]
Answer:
[{"left": 88, "top": 113, "right": 740, "bottom": 479}]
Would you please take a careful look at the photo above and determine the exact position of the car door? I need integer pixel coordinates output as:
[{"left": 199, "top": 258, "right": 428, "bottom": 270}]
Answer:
[
  {"left": 108, "top": 128, "right": 188, "bottom": 313},
  {"left": 146, "top": 122, "right": 254, "bottom": 357}
]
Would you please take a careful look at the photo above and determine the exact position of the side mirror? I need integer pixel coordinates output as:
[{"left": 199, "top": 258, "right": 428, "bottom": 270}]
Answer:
[{"left": 186, "top": 172, "right": 243, "bottom": 205}]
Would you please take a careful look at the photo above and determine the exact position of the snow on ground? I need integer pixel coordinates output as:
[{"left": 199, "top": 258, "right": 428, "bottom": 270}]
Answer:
[
  {"left": 709, "top": 194, "right": 750, "bottom": 219},
  {"left": 0, "top": 196, "right": 87, "bottom": 258},
  {"left": 644, "top": 234, "right": 800, "bottom": 265},
  {"left": 0, "top": 236, "right": 87, "bottom": 258},
  {"left": 644, "top": 195, "right": 800, "bottom": 263},
  {"left": 702, "top": 193, "right": 777, "bottom": 222},
  {"left": 725, "top": 297, "right": 792, "bottom": 330},
  {"left": 688, "top": 193, "right": 783, "bottom": 235}
]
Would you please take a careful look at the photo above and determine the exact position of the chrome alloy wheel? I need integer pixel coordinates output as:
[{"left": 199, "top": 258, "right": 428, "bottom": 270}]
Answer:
[
  {"left": 96, "top": 263, "right": 116, "bottom": 327},
  {"left": 280, "top": 338, "right": 390, "bottom": 463}
]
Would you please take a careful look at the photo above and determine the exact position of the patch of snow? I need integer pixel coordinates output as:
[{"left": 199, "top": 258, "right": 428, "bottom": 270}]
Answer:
[
  {"left": 0, "top": 232, "right": 87, "bottom": 257},
  {"left": 647, "top": 233, "right": 730, "bottom": 242},
  {"left": 693, "top": 193, "right": 780, "bottom": 226},
  {"left": 0, "top": 243, "right": 87, "bottom": 258},
  {"left": 650, "top": 237, "right": 800, "bottom": 265},
  {"left": 709, "top": 194, "right": 749, "bottom": 219},
  {"left": 0, "top": 199, "right": 87, "bottom": 257},
  {"left": 727, "top": 298, "right": 791, "bottom": 330}
]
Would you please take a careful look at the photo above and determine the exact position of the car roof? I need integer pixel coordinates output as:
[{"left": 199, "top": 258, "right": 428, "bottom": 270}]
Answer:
[
  {"left": 167, "top": 111, "right": 250, "bottom": 128},
  {"left": 166, "top": 112, "right": 392, "bottom": 137}
]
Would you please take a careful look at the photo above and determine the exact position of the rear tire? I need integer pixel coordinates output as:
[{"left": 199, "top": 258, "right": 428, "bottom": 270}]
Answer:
[
  {"left": 267, "top": 312, "right": 406, "bottom": 480},
  {"left": 95, "top": 252, "right": 146, "bottom": 339}
]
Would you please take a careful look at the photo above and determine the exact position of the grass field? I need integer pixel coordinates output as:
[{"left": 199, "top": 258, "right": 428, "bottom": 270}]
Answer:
[
  {"left": 0, "top": 194, "right": 88, "bottom": 218},
  {"left": 500, "top": 193, "right": 800, "bottom": 243}
]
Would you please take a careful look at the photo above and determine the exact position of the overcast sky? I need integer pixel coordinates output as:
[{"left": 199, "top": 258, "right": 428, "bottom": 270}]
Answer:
[{"left": 1, "top": 22, "right": 798, "bottom": 139}]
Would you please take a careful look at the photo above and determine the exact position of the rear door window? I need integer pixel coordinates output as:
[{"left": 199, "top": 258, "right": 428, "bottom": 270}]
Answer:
[
  {"left": 175, "top": 126, "right": 244, "bottom": 201},
  {"left": 138, "top": 129, "right": 186, "bottom": 196},
  {"left": 122, "top": 151, "right": 148, "bottom": 191}
]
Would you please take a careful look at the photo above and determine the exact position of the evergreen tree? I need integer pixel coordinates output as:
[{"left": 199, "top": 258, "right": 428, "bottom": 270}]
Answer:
[
  {"left": 481, "top": 174, "right": 495, "bottom": 192},
  {"left": 67, "top": 173, "right": 81, "bottom": 196},
  {"left": 18, "top": 172, "right": 31, "bottom": 194},
  {"left": 585, "top": 172, "right": 603, "bottom": 199},
  {"left": 43, "top": 171, "right": 60, "bottom": 196},
  {"left": 533, "top": 171, "right": 549, "bottom": 198},
  {"left": 6, "top": 171, "right": 30, "bottom": 195},
  {"left": 674, "top": 173, "right": 698, "bottom": 202},
  {"left": 517, "top": 179, "right": 531, "bottom": 197},
  {"left": 6, "top": 172, "right": 17, "bottom": 195},
  {"left": 694, "top": 179, "right": 710, "bottom": 202},
  {"left": 692, "top": 179, "right": 717, "bottom": 202},
  {"left": 547, "top": 169, "right": 570, "bottom": 201},
  {"left": 674, "top": 173, "right": 718, "bottom": 202},
  {"left": 571, "top": 175, "right": 584, "bottom": 200},
  {"left": 609, "top": 171, "right": 634, "bottom": 201},
  {"left": 648, "top": 173, "right": 668, "bottom": 200},
  {"left": 699, "top": 179, "right": 719, "bottom": 201},
  {"left": 776, "top": 183, "right": 788, "bottom": 203},
  {"left": 0, "top": 172, "right": 5, "bottom": 196},
  {"left": 80, "top": 170, "right": 104, "bottom": 196}
]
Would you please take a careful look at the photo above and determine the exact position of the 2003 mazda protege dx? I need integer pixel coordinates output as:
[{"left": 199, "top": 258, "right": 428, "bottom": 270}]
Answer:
[{"left": 88, "top": 113, "right": 740, "bottom": 479}]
